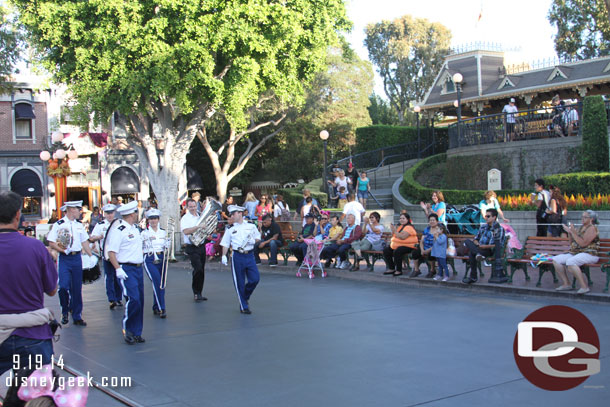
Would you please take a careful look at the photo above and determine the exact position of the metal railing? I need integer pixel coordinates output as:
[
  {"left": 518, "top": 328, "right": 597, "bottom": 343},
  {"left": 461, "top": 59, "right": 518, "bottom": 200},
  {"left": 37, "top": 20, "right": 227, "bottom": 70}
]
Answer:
[{"left": 449, "top": 102, "right": 583, "bottom": 149}]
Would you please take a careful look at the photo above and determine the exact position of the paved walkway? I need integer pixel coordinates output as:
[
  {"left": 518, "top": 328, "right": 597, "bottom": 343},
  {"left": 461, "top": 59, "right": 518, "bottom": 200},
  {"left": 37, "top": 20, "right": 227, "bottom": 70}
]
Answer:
[{"left": 8, "top": 259, "right": 609, "bottom": 406}]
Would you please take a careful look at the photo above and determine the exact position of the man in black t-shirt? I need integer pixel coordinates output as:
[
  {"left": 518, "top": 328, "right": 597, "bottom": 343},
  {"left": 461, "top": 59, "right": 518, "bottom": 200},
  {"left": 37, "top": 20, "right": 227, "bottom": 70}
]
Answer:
[{"left": 254, "top": 214, "right": 283, "bottom": 267}]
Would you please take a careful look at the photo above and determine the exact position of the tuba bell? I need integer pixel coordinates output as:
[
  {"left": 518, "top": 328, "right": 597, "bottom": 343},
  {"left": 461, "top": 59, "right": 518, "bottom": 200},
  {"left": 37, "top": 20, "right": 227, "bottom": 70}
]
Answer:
[{"left": 189, "top": 197, "right": 222, "bottom": 247}]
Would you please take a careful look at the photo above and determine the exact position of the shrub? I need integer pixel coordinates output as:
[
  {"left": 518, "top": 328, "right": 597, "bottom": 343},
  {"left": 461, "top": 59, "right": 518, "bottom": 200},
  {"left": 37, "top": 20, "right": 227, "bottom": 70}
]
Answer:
[
  {"left": 401, "top": 153, "right": 528, "bottom": 205},
  {"left": 545, "top": 172, "right": 610, "bottom": 195},
  {"left": 355, "top": 125, "right": 448, "bottom": 155},
  {"left": 276, "top": 179, "right": 328, "bottom": 210},
  {"left": 581, "top": 95, "right": 609, "bottom": 172}
]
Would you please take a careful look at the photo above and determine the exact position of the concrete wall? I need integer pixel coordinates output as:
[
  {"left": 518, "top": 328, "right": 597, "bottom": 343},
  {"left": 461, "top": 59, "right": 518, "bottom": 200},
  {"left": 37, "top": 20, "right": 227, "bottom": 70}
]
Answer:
[{"left": 446, "top": 136, "right": 581, "bottom": 189}]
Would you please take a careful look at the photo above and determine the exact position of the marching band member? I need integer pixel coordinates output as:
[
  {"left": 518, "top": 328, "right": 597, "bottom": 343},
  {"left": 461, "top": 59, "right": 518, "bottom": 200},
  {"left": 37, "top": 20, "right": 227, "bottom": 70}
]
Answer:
[
  {"left": 90, "top": 203, "right": 123, "bottom": 309},
  {"left": 220, "top": 205, "right": 261, "bottom": 314},
  {"left": 181, "top": 198, "right": 207, "bottom": 302},
  {"left": 141, "top": 208, "right": 168, "bottom": 318},
  {"left": 105, "top": 201, "right": 145, "bottom": 345},
  {"left": 47, "top": 200, "right": 92, "bottom": 326}
]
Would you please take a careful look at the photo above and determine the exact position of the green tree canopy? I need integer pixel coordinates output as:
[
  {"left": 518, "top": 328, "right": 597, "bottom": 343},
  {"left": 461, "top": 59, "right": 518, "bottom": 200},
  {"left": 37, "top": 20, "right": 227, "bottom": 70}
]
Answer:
[
  {"left": 364, "top": 15, "right": 451, "bottom": 124},
  {"left": 13, "top": 0, "right": 350, "bottom": 213},
  {"left": 265, "top": 45, "right": 374, "bottom": 182},
  {"left": 0, "top": 3, "right": 23, "bottom": 86},
  {"left": 548, "top": 0, "right": 610, "bottom": 59},
  {"left": 367, "top": 93, "right": 400, "bottom": 125}
]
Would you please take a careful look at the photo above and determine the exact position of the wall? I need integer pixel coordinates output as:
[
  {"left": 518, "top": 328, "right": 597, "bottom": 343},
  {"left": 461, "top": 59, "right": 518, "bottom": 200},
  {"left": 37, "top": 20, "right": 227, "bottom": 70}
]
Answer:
[{"left": 446, "top": 136, "right": 582, "bottom": 189}]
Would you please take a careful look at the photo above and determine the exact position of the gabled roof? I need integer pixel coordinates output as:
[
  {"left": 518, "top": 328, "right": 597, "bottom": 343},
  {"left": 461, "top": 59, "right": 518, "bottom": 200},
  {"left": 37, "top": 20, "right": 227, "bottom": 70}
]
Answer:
[{"left": 421, "top": 52, "right": 610, "bottom": 112}]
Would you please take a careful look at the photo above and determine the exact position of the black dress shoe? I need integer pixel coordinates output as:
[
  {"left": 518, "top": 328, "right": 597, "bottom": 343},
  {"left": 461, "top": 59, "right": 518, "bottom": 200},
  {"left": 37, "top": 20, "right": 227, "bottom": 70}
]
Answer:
[
  {"left": 425, "top": 272, "right": 435, "bottom": 278},
  {"left": 393, "top": 271, "right": 403, "bottom": 276},
  {"left": 159, "top": 310, "right": 167, "bottom": 319},
  {"left": 240, "top": 308, "right": 252, "bottom": 314},
  {"left": 124, "top": 332, "right": 136, "bottom": 345},
  {"left": 61, "top": 315, "right": 69, "bottom": 325},
  {"left": 383, "top": 270, "right": 395, "bottom": 275},
  {"left": 73, "top": 319, "right": 87, "bottom": 326},
  {"left": 462, "top": 276, "right": 477, "bottom": 284},
  {"left": 109, "top": 301, "right": 117, "bottom": 310},
  {"left": 134, "top": 335, "right": 146, "bottom": 343},
  {"left": 153, "top": 309, "right": 161, "bottom": 315},
  {"left": 194, "top": 294, "right": 208, "bottom": 302}
]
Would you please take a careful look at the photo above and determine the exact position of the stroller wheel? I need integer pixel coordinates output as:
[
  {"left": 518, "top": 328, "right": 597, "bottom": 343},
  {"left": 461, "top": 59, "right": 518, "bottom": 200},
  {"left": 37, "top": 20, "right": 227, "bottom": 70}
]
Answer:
[
  {"left": 308, "top": 272, "right": 315, "bottom": 279},
  {"left": 296, "top": 271, "right": 302, "bottom": 277}
]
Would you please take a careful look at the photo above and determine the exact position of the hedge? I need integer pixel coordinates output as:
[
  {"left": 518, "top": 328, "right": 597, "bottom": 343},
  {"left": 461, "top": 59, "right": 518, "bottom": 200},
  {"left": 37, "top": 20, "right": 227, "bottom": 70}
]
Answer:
[
  {"left": 544, "top": 172, "right": 610, "bottom": 195},
  {"left": 401, "top": 153, "right": 528, "bottom": 204},
  {"left": 355, "top": 125, "right": 448, "bottom": 154},
  {"left": 276, "top": 179, "right": 328, "bottom": 210},
  {"left": 581, "top": 95, "right": 609, "bottom": 172}
]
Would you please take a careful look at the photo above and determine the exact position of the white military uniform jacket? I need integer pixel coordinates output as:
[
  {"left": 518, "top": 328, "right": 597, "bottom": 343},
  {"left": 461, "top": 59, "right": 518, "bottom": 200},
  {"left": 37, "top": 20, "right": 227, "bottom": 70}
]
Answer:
[
  {"left": 105, "top": 220, "right": 144, "bottom": 264},
  {"left": 47, "top": 216, "right": 89, "bottom": 253},
  {"left": 220, "top": 221, "right": 261, "bottom": 252},
  {"left": 141, "top": 226, "right": 168, "bottom": 255}
]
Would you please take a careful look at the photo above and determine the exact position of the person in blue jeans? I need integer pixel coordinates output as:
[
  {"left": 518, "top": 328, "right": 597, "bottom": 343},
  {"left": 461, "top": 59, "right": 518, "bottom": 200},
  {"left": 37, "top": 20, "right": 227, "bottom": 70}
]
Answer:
[
  {"left": 432, "top": 224, "right": 451, "bottom": 281},
  {"left": 356, "top": 171, "right": 370, "bottom": 209},
  {"left": 254, "top": 214, "right": 283, "bottom": 267}
]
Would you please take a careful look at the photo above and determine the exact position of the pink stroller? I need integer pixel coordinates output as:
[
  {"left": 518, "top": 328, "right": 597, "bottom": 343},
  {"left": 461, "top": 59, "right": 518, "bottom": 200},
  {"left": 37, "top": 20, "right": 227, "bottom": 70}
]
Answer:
[{"left": 296, "top": 238, "right": 326, "bottom": 279}]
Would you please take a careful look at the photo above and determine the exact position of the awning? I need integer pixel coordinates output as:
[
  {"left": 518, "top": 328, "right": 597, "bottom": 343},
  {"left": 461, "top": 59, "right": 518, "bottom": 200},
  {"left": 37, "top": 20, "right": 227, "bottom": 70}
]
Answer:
[
  {"left": 11, "top": 169, "right": 43, "bottom": 197},
  {"left": 111, "top": 167, "right": 140, "bottom": 194},
  {"left": 187, "top": 166, "right": 204, "bottom": 190},
  {"left": 15, "top": 103, "right": 36, "bottom": 119}
]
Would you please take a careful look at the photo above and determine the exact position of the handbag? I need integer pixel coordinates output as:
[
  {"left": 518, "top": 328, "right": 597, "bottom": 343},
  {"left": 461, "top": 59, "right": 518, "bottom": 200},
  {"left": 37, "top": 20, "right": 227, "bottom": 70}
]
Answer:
[{"left": 371, "top": 239, "right": 386, "bottom": 251}]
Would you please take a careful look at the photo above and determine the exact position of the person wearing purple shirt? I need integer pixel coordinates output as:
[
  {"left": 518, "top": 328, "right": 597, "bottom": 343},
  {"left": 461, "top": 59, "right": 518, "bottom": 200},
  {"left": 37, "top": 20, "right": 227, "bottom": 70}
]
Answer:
[{"left": 0, "top": 191, "right": 58, "bottom": 374}]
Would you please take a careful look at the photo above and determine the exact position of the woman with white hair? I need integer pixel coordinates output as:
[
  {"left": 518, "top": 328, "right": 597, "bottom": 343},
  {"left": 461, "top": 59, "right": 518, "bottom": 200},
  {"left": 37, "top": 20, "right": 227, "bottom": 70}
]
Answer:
[{"left": 552, "top": 210, "right": 600, "bottom": 294}]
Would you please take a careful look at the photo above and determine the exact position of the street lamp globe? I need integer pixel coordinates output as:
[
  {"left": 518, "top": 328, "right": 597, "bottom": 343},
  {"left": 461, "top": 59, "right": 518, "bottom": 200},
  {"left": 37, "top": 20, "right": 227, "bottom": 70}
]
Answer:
[
  {"left": 68, "top": 150, "right": 79, "bottom": 160},
  {"left": 413, "top": 106, "right": 421, "bottom": 113},
  {"left": 51, "top": 131, "right": 64, "bottom": 143},
  {"left": 452, "top": 72, "right": 463, "bottom": 84},
  {"left": 319, "top": 130, "right": 329, "bottom": 141},
  {"left": 55, "top": 149, "right": 66, "bottom": 159},
  {"left": 453, "top": 100, "right": 459, "bottom": 108},
  {"left": 39, "top": 151, "right": 51, "bottom": 161}
]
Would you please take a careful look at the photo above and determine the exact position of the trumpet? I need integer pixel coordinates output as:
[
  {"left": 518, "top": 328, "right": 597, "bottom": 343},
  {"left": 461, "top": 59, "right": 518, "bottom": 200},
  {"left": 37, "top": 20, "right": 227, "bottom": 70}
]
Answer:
[{"left": 160, "top": 217, "right": 175, "bottom": 290}]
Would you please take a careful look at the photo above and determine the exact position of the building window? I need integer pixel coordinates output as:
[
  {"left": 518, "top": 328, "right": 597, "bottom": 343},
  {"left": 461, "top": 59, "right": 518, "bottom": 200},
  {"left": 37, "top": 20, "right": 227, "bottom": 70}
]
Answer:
[
  {"left": 445, "top": 78, "right": 455, "bottom": 93},
  {"left": 14, "top": 103, "right": 36, "bottom": 140},
  {"left": 22, "top": 196, "right": 42, "bottom": 217}
]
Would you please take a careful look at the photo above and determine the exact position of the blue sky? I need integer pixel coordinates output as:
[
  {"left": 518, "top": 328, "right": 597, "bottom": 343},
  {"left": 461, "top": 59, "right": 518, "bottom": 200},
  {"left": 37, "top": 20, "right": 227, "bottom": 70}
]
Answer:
[{"left": 345, "top": 0, "right": 558, "bottom": 95}]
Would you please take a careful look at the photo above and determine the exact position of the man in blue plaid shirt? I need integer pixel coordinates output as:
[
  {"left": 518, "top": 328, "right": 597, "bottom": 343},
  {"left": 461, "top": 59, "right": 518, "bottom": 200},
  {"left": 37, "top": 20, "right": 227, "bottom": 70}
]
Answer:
[{"left": 463, "top": 208, "right": 507, "bottom": 284}]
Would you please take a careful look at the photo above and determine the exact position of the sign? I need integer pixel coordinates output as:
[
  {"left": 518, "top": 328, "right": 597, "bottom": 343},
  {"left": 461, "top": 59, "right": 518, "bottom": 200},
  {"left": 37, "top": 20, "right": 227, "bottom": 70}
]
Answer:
[
  {"left": 487, "top": 168, "right": 501, "bottom": 190},
  {"left": 229, "top": 187, "right": 242, "bottom": 197}
]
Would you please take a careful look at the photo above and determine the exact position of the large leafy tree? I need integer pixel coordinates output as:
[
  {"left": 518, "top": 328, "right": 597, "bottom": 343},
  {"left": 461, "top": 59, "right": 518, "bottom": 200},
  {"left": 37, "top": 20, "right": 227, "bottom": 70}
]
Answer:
[
  {"left": 0, "top": 3, "right": 22, "bottom": 86},
  {"left": 13, "top": 0, "right": 349, "bottom": 217},
  {"left": 548, "top": 0, "right": 610, "bottom": 59},
  {"left": 265, "top": 45, "right": 374, "bottom": 182},
  {"left": 364, "top": 15, "right": 451, "bottom": 125},
  {"left": 368, "top": 94, "right": 400, "bottom": 125}
]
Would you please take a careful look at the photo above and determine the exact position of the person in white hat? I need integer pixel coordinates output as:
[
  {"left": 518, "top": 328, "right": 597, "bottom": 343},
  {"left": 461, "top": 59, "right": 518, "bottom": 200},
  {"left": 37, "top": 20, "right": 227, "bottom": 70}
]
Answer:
[
  {"left": 104, "top": 201, "right": 145, "bottom": 345},
  {"left": 181, "top": 198, "right": 208, "bottom": 302},
  {"left": 141, "top": 208, "right": 168, "bottom": 318},
  {"left": 90, "top": 203, "right": 123, "bottom": 309},
  {"left": 47, "top": 200, "right": 92, "bottom": 326},
  {"left": 502, "top": 97, "right": 519, "bottom": 141},
  {"left": 220, "top": 205, "right": 261, "bottom": 314}
]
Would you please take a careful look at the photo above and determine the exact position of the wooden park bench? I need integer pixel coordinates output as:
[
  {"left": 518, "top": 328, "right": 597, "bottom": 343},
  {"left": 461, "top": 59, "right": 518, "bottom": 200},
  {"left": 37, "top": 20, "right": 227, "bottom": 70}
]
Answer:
[
  {"left": 255, "top": 221, "right": 300, "bottom": 266},
  {"left": 350, "top": 232, "right": 393, "bottom": 271},
  {"left": 507, "top": 236, "right": 610, "bottom": 288}
]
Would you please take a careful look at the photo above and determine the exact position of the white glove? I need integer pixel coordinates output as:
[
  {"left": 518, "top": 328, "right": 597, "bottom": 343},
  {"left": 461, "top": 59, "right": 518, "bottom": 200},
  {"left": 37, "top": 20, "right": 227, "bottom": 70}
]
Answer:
[
  {"left": 64, "top": 247, "right": 71, "bottom": 255},
  {"left": 221, "top": 255, "right": 228, "bottom": 266},
  {"left": 116, "top": 267, "right": 128, "bottom": 280}
]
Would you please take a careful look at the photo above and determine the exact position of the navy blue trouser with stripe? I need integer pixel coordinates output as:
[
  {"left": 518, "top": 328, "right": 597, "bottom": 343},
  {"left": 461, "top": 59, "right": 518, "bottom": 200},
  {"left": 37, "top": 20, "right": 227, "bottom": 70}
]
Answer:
[
  {"left": 57, "top": 253, "right": 83, "bottom": 321},
  {"left": 231, "top": 252, "right": 260, "bottom": 311},
  {"left": 103, "top": 259, "right": 122, "bottom": 303},
  {"left": 120, "top": 264, "right": 144, "bottom": 336},
  {"left": 144, "top": 253, "right": 166, "bottom": 312}
]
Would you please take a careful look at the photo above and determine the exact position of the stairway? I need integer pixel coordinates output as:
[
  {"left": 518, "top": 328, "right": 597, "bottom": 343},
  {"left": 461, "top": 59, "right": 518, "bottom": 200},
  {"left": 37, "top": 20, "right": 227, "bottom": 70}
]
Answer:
[{"left": 365, "top": 159, "right": 419, "bottom": 210}]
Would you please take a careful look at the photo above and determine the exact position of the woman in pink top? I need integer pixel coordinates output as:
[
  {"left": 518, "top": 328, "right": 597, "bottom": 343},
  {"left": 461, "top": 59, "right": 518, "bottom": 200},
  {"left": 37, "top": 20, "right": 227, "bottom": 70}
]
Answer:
[{"left": 255, "top": 194, "right": 273, "bottom": 221}]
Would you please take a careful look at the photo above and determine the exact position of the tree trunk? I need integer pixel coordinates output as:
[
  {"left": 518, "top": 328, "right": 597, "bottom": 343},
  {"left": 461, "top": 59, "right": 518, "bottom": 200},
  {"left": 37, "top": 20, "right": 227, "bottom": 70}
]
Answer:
[{"left": 216, "top": 173, "right": 229, "bottom": 204}]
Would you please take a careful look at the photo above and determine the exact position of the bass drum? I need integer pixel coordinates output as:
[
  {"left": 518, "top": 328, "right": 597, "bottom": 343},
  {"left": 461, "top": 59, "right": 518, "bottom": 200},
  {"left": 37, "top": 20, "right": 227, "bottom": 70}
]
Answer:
[{"left": 82, "top": 253, "right": 101, "bottom": 284}]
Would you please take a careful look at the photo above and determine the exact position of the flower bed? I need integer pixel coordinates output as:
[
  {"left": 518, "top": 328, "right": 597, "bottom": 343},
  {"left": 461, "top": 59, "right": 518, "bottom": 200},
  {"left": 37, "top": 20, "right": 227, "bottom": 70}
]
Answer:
[{"left": 498, "top": 193, "right": 610, "bottom": 211}]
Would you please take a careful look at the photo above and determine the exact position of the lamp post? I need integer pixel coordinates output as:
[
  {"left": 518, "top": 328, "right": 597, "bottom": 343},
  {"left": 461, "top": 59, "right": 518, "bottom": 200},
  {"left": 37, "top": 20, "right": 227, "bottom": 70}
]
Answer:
[
  {"left": 452, "top": 72, "right": 463, "bottom": 146},
  {"left": 413, "top": 106, "right": 421, "bottom": 158},
  {"left": 319, "top": 130, "right": 329, "bottom": 196}
]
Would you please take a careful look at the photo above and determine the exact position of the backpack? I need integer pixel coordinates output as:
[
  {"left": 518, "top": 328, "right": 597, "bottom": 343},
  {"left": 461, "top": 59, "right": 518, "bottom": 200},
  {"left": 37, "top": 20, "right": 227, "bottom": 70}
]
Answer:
[{"left": 278, "top": 202, "right": 291, "bottom": 221}]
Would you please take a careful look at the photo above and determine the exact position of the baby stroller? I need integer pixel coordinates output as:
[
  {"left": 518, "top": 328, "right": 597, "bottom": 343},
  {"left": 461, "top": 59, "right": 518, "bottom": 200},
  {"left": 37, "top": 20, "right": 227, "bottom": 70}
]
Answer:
[{"left": 296, "top": 238, "right": 326, "bottom": 279}]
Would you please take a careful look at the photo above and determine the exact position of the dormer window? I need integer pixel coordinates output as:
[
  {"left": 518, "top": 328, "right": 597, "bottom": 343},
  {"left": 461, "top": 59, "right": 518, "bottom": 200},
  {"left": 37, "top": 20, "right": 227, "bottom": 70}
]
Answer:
[
  {"left": 439, "top": 71, "right": 458, "bottom": 95},
  {"left": 445, "top": 77, "right": 455, "bottom": 93},
  {"left": 498, "top": 77, "right": 516, "bottom": 90},
  {"left": 547, "top": 67, "right": 568, "bottom": 82}
]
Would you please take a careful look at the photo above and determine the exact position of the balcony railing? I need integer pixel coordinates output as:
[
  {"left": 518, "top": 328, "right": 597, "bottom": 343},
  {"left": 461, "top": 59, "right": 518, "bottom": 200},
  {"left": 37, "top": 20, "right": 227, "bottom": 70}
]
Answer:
[{"left": 448, "top": 102, "right": 585, "bottom": 149}]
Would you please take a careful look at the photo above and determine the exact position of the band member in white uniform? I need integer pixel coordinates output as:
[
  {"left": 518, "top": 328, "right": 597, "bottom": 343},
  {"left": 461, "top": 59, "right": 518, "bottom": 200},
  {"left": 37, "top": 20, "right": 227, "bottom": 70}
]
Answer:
[
  {"left": 90, "top": 203, "right": 123, "bottom": 309},
  {"left": 105, "top": 201, "right": 145, "bottom": 345},
  {"left": 141, "top": 208, "right": 168, "bottom": 318},
  {"left": 47, "top": 200, "right": 92, "bottom": 326},
  {"left": 221, "top": 205, "right": 261, "bottom": 314}
]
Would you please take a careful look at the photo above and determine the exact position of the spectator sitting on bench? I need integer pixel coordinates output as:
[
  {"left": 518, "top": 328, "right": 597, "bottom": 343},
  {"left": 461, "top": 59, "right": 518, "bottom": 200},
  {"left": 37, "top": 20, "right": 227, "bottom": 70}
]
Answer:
[
  {"left": 289, "top": 213, "right": 316, "bottom": 266},
  {"left": 552, "top": 210, "right": 600, "bottom": 294},
  {"left": 410, "top": 213, "right": 440, "bottom": 278},
  {"left": 254, "top": 214, "right": 283, "bottom": 267},
  {"left": 314, "top": 212, "right": 331, "bottom": 241},
  {"left": 383, "top": 212, "right": 417, "bottom": 276},
  {"left": 463, "top": 208, "right": 507, "bottom": 285},
  {"left": 320, "top": 214, "right": 362, "bottom": 270},
  {"left": 322, "top": 215, "right": 344, "bottom": 267},
  {"left": 351, "top": 211, "right": 384, "bottom": 271}
]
